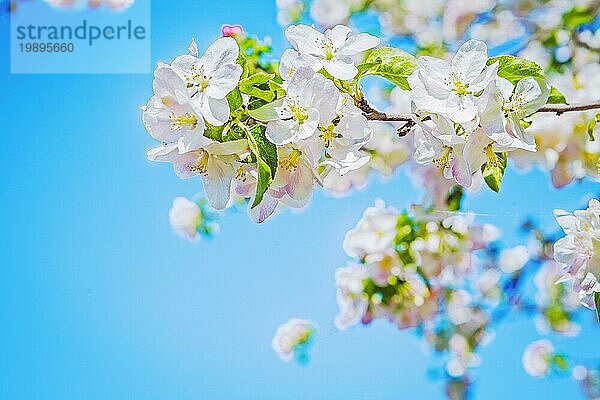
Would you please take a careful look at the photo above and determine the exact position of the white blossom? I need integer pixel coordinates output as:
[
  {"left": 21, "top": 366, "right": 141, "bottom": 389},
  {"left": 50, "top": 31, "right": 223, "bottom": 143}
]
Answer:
[
  {"left": 285, "top": 24, "right": 380, "bottom": 80},
  {"left": 498, "top": 245, "right": 530, "bottom": 273},
  {"left": 170, "top": 38, "right": 243, "bottom": 128},
  {"left": 147, "top": 140, "right": 250, "bottom": 210},
  {"left": 553, "top": 199, "right": 600, "bottom": 309},
  {"left": 408, "top": 39, "right": 498, "bottom": 123},
  {"left": 169, "top": 197, "right": 202, "bottom": 242},
  {"left": 272, "top": 318, "right": 314, "bottom": 362},
  {"left": 522, "top": 340, "right": 554, "bottom": 377},
  {"left": 343, "top": 200, "right": 399, "bottom": 259}
]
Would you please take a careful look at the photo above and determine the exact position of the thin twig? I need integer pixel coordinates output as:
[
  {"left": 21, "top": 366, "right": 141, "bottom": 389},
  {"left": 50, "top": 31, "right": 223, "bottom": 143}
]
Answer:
[
  {"left": 356, "top": 97, "right": 600, "bottom": 136},
  {"left": 537, "top": 101, "right": 600, "bottom": 115}
]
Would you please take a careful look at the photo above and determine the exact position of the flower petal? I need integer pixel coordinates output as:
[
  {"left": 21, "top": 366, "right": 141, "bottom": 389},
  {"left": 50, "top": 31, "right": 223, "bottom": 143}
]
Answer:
[
  {"left": 336, "top": 33, "right": 380, "bottom": 56},
  {"left": 205, "top": 63, "right": 243, "bottom": 99},
  {"left": 199, "top": 37, "right": 239, "bottom": 76},
  {"left": 203, "top": 156, "right": 235, "bottom": 209},
  {"left": 285, "top": 24, "right": 325, "bottom": 56},
  {"left": 452, "top": 40, "right": 488, "bottom": 83},
  {"left": 323, "top": 58, "right": 358, "bottom": 80}
]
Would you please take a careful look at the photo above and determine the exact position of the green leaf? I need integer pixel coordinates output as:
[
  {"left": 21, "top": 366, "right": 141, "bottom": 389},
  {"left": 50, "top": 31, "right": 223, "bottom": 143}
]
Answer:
[
  {"left": 481, "top": 152, "right": 507, "bottom": 193},
  {"left": 446, "top": 186, "right": 464, "bottom": 212},
  {"left": 203, "top": 123, "right": 224, "bottom": 142},
  {"left": 244, "top": 124, "right": 278, "bottom": 208},
  {"left": 587, "top": 113, "right": 600, "bottom": 141},
  {"left": 547, "top": 86, "right": 568, "bottom": 104},
  {"left": 248, "top": 98, "right": 284, "bottom": 122},
  {"left": 236, "top": 53, "right": 249, "bottom": 80},
  {"left": 226, "top": 87, "right": 243, "bottom": 113},
  {"left": 358, "top": 47, "right": 417, "bottom": 90},
  {"left": 487, "top": 55, "right": 547, "bottom": 84},
  {"left": 239, "top": 71, "right": 279, "bottom": 102},
  {"left": 595, "top": 292, "right": 600, "bottom": 322},
  {"left": 562, "top": 6, "right": 595, "bottom": 29}
]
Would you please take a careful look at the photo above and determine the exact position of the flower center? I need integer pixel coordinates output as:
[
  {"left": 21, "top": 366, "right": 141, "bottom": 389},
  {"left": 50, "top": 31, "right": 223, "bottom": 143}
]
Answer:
[
  {"left": 287, "top": 101, "right": 309, "bottom": 124},
  {"left": 502, "top": 93, "right": 527, "bottom": 119},
  {"left": 433, "top": 146, "right": 452, "bottom": 170},
  {"left": 279, "top": 149, "right": 303, "bottom": 172},
  {"left": 447, "top": 73, "right": 470, "bottom": 96},
  {"left": 484, "top": 144, "right": 500, "bottom": 167},
  {"left": 235, "top": 165, "right": 248, "bottom": 182},
  {"left": 185, "top": 64, "right": 210, "bottom": 94},
  {"left": 188, "top": 149, "right": 210, "bottom": 174},
  {"left": 318, "top": 125, "right": 341, "bottom": 147},
  {"left": 319, "top": 37, "right": 335, "bottom": 60},
  {"left": 169, "top": 112, "right": 198, "bottom": 130}
]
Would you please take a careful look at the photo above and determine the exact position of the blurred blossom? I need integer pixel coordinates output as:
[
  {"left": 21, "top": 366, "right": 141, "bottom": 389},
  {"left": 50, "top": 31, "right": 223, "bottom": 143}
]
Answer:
[
  {"left": 498, "top": 245, "right": 530, "bottom": 273},
  {"left": 272, "top": 319, "right": 315, "bottom": 363},
  {"left": 276, "top": 0, "right": 304, "bottom": 26},
  {"left": 221, "top": 24, "right": 243, "bottom": 37},
  {"left": 169, "top": 197, "right": 219, "bottom": 242},
  {"left": 522, "top": 340, "right": 554, "bottom": 377}
]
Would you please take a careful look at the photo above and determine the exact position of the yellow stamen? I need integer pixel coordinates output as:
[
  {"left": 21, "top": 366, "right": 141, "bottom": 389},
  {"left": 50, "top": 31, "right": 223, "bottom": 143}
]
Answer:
[
  {"left": 318, "top": 125, "right": 341, "bottom": 147},
  {"left": 279, "top": 149, "right": 303, "bottom": 172},
  {"left": 288, "top": 102, "right": 309, "bottom": 124},
  {"left": 484, "top": 144, "right": 500, "bottom": 167},
  {"left": 433, "top": 146, "right": 452, "bottom": 170},
  {"left": 188, "top": 149, "right": 210, "bottom": 174},
  {"left": 235, "top": 165, "right": 248, "bottom": 182},
  {"left": 169, "top": 112, "right": 198, "bottom": 130}
]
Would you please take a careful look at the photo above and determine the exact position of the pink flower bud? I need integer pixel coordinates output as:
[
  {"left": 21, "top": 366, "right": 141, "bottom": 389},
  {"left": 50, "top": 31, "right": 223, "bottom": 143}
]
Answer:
[{"left": 221, "top": 24, "right": 243, "bottom": 37}]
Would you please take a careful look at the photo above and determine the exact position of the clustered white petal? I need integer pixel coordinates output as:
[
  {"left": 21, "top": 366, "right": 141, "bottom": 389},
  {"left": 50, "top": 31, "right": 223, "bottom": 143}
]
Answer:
[
  {"left": 409, "top": 40, "right": 550, "bottom": 189},
  {"left": 553, "top": 199, "right": 600, "bottom": 309}
]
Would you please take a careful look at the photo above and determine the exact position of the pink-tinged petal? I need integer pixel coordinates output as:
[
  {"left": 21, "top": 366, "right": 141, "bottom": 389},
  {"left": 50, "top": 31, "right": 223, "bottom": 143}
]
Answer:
[
  {"left": 452, "top": 40, "right": 488, "bottom": 83},
  {"left": 249, "top": 193, "right": 279, "bottom": 224},
  {"left": 285, "top": 161, "right": 314, "bottom": 201},
  {"left": 323, "top": 58, "right": 358, "bottom": 80},
  {"left": 205, "top": 63, "right": 243, "bottom": 99},
  {"left": 285, "top": 25, "right": 325, "bottom": 56},
  {"left": 451, "top": 155, "right": 472, "bottom": 188},
  {"left": 203, "top": 156, "right": 235, "bottom": 209},
  {"left": 199, "top": 37, "right": 239, "bottom": 76}
]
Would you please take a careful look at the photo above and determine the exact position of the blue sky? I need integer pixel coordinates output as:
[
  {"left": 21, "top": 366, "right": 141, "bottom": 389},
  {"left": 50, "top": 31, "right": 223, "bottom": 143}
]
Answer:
[{"left": 0, "top": 1, "right": 598, "bottom": 399}]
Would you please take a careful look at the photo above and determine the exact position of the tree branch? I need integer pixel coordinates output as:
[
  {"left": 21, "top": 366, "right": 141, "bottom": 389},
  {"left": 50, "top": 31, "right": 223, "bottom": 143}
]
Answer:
[{"left": 356, "top": 97, "right": 600, "bottom": 136}]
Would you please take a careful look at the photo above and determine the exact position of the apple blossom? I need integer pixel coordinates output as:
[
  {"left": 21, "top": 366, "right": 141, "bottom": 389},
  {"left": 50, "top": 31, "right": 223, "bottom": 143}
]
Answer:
[
  {"left": 498, "top": 245, "right": 530, "bottom": 274},
  {"left": 408, "top": 40, "right": 499, "bottom": 123},
  {"left": 522, "top": 340, "right": 554, "bottom": 377},
  {"left": 147, "top": 139, "right": 250, "bottom": 210},
  {"left": 266, "top": 67, "right": 339, "bottom": 145},
  {"left": 272, "top": 318, "right": 315, "bottom": 363},
  {"left": 553, "top": 199, "right": 600, "bottom": 309},
  {"left": 343, "top": 200, "right": 399, "bottom": 259},
  {"left": 170, "top": 37, "right": 243, "bottom": 127},
  {"left": 284, "top": 24, "right": 380, "bottom": 80}
]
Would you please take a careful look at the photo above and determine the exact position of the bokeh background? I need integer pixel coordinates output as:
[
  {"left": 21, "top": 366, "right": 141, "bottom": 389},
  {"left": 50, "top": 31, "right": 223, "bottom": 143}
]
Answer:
[{"left": 0, "top": 0, "right": 598, "bottom": 399}]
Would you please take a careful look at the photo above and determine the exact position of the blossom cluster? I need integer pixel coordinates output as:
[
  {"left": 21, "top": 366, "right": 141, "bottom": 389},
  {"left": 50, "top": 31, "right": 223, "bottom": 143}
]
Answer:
[
  {"left": 410, "top": 39, "right": 550, "bottom": 190},
  {"left": 553, "top": 199, "right": 600, "bottom": 310},
  {"left": 143, "top": 25, "right": 385, "bottom": 223},
  {"left": 278, "top": 0, "right": 600, "bottom": 191},
  {"left": 334, "top": 201, "right": 505, "bottom": 377}
]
